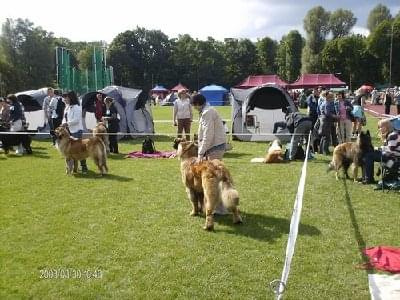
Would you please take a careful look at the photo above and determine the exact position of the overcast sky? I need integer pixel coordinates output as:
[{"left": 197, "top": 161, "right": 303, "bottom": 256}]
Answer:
[{"left": 0, "top": 0, "right": 399, "bottom": 42}]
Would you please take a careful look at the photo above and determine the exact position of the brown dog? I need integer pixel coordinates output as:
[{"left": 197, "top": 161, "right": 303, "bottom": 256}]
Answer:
[
  {"left": 54, "top": 126, "right": 108, "bottom": 175},
  {"left": 328, "top": 130, "right": 373, "bottom": 181},
  {"left": 91, "top": 122, "right": 110, "bottom": 153},
  {"left": 264, "top": 139, "right": 285, "bottom": 163},
  {"left": 175, "top": 138, "right": 242, "bottom": 231}
]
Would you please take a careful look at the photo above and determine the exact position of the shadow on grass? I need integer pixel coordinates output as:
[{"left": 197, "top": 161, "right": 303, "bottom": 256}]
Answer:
[
  {"left": 107, "top": 154, "right": 128, "bottom": 160},
  {"left": 30, "top": 151, "right": 50, "bottom": 159},
  {"left": 215, "top": 212, "right": 320, "bottom": 242},
  {"left": 342, "top": 179, "right": 372, "bottom": 273},
  {"left": 74, "top": 171, "right": 133, "bottom": 182},
  {"left": 224, "top": 152, "right": 250, "bottom": 158}
]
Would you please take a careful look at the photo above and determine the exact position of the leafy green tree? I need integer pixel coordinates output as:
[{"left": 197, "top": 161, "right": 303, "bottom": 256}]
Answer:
[
  {"left": 301, "top": 6, "right": 330, "bottom": 73},
  {"left": 329, "top": 9, "right": 357, "bottom": 38},
  {"left": 367, "top": 4, "right": 392, "bottom": 32},
  {"left": 222, "top": 38, "right": 258, "bottom": 86},
  {"left": 368, "top": 18, "right": 400, "bottom": 85},
  {"left": 107, "top": 27, "right": 171, "bottom": 90},
  {"left": 0, "top": 18, "right": 55, "bottom": 92},
  {"left": 322, "top": 35, "right": 381, "bottom": 90},
  {"left": 284, "top": 30, "right": 303, "bottom": 82},
  {"left": 256, "top": 37, "right": 277, "bottom": 74}
]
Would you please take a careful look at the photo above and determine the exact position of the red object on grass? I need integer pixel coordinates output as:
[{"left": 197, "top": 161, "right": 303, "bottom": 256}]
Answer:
[
  {"left": 364, "top": 246, "right": 400, "bottom": 273},
  {"left": 125, "top": 151, "right": 176, "bottom": 159}
]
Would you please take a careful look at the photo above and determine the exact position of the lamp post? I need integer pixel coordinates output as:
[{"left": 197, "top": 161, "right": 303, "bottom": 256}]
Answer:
[{"left": 389, "top": 22, "right": 394, "bottom": 88}]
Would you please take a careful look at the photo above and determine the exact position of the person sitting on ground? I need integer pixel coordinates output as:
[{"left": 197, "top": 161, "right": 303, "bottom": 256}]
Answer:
[
  {"left": 362, "top": 117, "right": 400, "bottom": 184},
  {"left": 284, "top": 108, "right": 313, "bottom": 160}
]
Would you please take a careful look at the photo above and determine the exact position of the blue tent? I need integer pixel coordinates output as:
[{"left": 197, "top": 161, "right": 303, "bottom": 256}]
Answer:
[
  {"left": 199, "top": 84, "right": 228, "bottom": 106},
  {"left": 151, "top": 85, "right": 168, "bottom": 92}
]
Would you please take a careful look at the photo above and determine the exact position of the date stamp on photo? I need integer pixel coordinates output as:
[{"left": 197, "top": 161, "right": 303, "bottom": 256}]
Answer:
[{"left": 39, "top": 268, "right": 103, "bottom": 279}]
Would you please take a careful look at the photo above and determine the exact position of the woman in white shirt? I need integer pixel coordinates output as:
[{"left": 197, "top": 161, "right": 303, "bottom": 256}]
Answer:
[
  {"left": 61, "top": 91, "right": 87, "bottom": 173},
  {"left": 173, "top": 89, "right": 193, "bottom": 140}
]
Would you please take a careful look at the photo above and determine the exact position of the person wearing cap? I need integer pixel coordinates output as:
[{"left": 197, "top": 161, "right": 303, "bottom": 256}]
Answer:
[
  {"left": 362, "top": 117, "right": 400, "bottom": 184},
  {"left": 62, "top": 91, "right": 88, "bottom": 173},
  {"left": 173, "top": 89, "right": 192, "bottom": 140}
]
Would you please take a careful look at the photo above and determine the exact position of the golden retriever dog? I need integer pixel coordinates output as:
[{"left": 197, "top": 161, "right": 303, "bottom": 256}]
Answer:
[
  {"left": 91, "top": 122, "right": 110, "bottom": 153},
  {"left": 175, "top": 138, "right": 242, "bottom": 231},
  {"left": 327, "top": 131, "right": 373, "bottom": 181},
  {"left": 263, "top": 139, "right": 285, "bottom": 163},
  {"left": 54, "top": 126, "right": 108, "bottom": 175},
  {"left": 250, "top": 139, "right": 285, "bottom": 163}
]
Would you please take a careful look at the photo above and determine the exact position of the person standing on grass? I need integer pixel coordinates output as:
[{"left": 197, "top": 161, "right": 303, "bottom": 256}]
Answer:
[
  {"left": 394, "top": 87, "right": 400, "bottom": 115},
  {"left": 103, "top": 97, "right": 119, "bottom": 154},
  {"left": 48, "top": 90, "right": 65, "bottom": 145},
  {"left": 384, "top": 89, "right": 392, "bottom": 115},
  {"left": 42, "top": 88, "right": 54, "bottom": 128},
  {"left": 173, "top": 89, "right": 193, "bottom": 140},
  {"left": 62, "top": 91, "right": 88, "bottom": 174},
  {"left": 334, "top": 91, "right": 353, "bottom": 143},
  {"left": 95, "top": 93, "right": 105, "bottom": 123},
  {"left": 191, "top": 93, "right": 227, "bottom": 215},
  {"left": 6, "top": 94, "right": 24, "bottom": 155}
]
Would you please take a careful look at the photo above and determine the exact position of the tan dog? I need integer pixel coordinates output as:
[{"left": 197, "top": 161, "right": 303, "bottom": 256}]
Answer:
[
  {"left": 54, "top": 126, "right": 108, "bottom": 175},
  {"left": 327, "top": 131, "right": 373, "bottom": 181},
  {"left": 175, "top": 139, "right": 242, "bottom": 231},
  {"left": 264, "top": 139, "right": 285, "bottom": 163},
  {"left": 91, "top": 122, "right": 110, "bottom": 153}
]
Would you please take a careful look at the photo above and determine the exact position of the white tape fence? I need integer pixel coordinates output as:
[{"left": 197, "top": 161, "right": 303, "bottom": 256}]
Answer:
[{"left": 270, "top": 131, "right": 311, "bottom": 299}]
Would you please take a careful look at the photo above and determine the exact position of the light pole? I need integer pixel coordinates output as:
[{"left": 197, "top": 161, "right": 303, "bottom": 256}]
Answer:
[{"left": 389, "top": 22, "right": 394, "bottom": 88}]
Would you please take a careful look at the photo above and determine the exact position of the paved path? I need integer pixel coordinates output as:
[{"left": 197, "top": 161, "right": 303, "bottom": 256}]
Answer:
[{"left": 364, "top": 103, "right": 399, "bottom": 118}]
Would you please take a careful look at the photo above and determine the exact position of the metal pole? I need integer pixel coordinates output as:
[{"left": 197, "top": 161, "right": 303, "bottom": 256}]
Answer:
[
  {"left": 86, "top": 69, "right": 89, "bottom": 93},
  {"left": 389, "top": 22, "right": 394, "bottom": 88},
  {"left": 55, "top": 47, "right": 59, "bottom": 87},
  {"left": 93, "top": 46, "right": 98, "bottom": 91}
]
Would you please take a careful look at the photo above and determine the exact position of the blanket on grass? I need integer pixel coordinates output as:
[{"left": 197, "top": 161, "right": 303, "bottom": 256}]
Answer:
[{"left": 125, "top": 151, "right": 176, "bottom": 159}]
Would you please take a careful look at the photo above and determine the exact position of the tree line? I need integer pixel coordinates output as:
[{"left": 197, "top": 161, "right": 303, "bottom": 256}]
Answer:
[{"left": 0, "top": 4, "right": 399, "bottom": 95}]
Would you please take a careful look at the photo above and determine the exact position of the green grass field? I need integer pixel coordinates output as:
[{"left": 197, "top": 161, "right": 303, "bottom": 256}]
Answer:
[{"left": 1, "top": 106, "right": 399, "bottom": 299}]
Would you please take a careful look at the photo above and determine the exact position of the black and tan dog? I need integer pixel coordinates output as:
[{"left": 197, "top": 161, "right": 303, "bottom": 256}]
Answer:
[
  {"left": 54, "top": 126, "right": 108, "bottom": 175},
  {"left": 174, "top": 138, "right": 242, "bottom": 231},
  {"left": 328, "top": 130, "right": 373, "bottom": 181}
]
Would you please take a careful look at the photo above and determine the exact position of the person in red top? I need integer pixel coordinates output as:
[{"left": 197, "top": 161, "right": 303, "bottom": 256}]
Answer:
[{"left": 95, "top": 93, "right": 105, "bottom": 123}]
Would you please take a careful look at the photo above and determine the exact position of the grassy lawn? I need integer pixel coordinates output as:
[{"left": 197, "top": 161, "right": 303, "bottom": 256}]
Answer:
[{"left": 1, "top": 106, "right": 399, "bottom": 299}]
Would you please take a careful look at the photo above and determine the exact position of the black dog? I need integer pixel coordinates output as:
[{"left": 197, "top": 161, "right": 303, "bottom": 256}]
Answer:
[{"left": 0, "top": 123, "right": 32, "bottom": 154}]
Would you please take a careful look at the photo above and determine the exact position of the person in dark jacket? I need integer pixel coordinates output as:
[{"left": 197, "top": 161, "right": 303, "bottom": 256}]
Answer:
[
  {"left": 6, "top": 94, "right": 24, "bottom": 155},
  {"left": 319, "top": 92, "right": 339, "bottom": 155},
  {"left": 306, "top": 88, "right": 319, "bottom": 127},
  {"left": 102, "top": 97, "right": 119, "bottom": 154},
  {"left": 285, "top": 110, "right": 312, "bottom": 160}
]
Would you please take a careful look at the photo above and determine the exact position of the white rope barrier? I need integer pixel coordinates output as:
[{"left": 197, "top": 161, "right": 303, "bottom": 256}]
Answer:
[
  {"left": 0, "top": 131, "right": 313, "bottom": 136},
  {"left": 270, "top": 132, "right": 311, "bottom": 299}
]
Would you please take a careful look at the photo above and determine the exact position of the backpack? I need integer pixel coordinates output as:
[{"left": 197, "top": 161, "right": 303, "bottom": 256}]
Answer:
[
  {"left": 142, "top": 137, "right": 155, "bottom": 154},
  {"left": 55, "top": 97, "right": 65, "bottom": 118}
]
